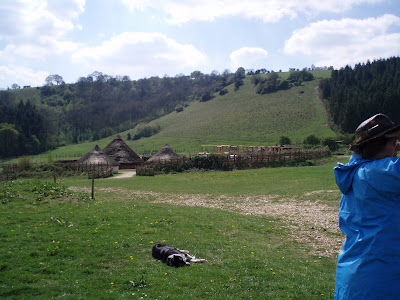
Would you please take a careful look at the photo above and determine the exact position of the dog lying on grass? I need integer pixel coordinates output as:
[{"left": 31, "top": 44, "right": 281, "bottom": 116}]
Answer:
[{"left": 152, "top": 243, "right": 207, "bottom": 267}]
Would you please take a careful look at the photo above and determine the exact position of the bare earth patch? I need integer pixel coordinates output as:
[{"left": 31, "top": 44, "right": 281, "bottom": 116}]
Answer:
[
  {"left": 151, "top": 191, "right": 344, "bottom": 258},
  {"left": 73, "top": 187, "right": 344, "bottom": 257},
  {"left": 107, "top": 171, "right": 136, "bottom": 179}
]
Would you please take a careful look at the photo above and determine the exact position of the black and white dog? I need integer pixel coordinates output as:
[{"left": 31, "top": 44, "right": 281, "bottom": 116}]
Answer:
[{"left": 152, "top": 243, "right": 207, "bottom": 267}]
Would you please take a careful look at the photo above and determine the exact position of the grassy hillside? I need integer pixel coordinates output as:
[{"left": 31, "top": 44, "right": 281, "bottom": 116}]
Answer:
[
  {"left": 15, "top": 70, "right": 334, "bottom": 161},
  {"left": 126, "top": 71, "right": 333, "bottom": 154}
]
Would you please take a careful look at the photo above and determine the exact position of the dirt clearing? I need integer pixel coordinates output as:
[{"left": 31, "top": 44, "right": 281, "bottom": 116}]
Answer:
[{"left": 75, "top": 187, "right": 344, "bottom": 257}]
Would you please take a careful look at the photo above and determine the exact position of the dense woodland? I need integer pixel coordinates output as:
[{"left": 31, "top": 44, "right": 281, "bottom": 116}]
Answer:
[
  {"left": 1, "top": 57, "right": 400, "bottom": 158},
  {"left": 319, "top": 57, "right": 400, "bottom": 133}
]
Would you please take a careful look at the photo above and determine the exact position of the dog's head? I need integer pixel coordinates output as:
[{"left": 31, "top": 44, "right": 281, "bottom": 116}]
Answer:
[{"left": 166, "top": 253, "right": 190, "bottom": 267}]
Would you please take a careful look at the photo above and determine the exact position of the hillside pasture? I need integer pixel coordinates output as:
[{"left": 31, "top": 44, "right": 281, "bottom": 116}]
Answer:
[{"left": 128, "top": 76, "right": 334, "bottom": 154}]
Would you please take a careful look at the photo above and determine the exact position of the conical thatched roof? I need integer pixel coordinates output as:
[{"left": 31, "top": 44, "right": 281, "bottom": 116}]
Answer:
[
  {"left": 103, "top": 135, "right": 142, "bottom": 164},
  {"left": 77, "top": 145, "right": 119, "bottom": 166},
  {"left": 147, "top": 143, "right": 181, "bottom": 163}
]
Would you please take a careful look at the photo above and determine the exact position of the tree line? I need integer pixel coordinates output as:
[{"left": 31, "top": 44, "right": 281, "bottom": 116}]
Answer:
[
  {"left": 0, "top": 69, "right": 244, "bottom": 158},
  {"left": 0, "top": 97, "right": 52, "bottom": 157},
  {"left": 320, "top": 57, "right": 400, "bottom": 133}
]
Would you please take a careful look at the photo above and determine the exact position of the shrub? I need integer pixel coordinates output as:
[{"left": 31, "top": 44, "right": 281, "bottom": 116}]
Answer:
[
  {"left": 279, "top": 136, "right": 291, "bottom": 145},
  {"left": 133, "top": 125, "right": 161, "bottom": 140},
  {"left": 17, "top": 156, "right": 33, "bottom": 171},
  {"left": 322, "top": 137, "right": 339, "bottom": 151},
  {"left": 200, "top": 92, "right": 214, "bottom": 102},
  {"left": 219, "top": 89, "right": 228, "bottom": 96},
  {"left": 189, "top": 154, "right": 233, "bottom": 171},
  {"left": 303, "top": 134, "right": 320, "bottom": 146},
  {"left": 278, "top": 80, "right": 289, "bottom": 90}
]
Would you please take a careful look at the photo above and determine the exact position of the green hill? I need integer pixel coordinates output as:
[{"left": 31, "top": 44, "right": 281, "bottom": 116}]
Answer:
[
  {"left": 28, "top": 70, "right": 334, "bottom": 160},
  {"left": 128, "top": 75, "right": 333, "bottom": 154}
]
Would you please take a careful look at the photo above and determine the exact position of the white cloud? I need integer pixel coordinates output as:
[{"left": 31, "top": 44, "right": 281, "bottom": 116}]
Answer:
[
  {"left": 0, "top": 0, "right": 84, "bottom": 57},
  {"left": 71, "top": 32, "right": 208, "bottom": 78},
  {"left": 0, "top": 65, "right": 48, "bottom": 88},
  {"left": 121, "top": 0, "right": 384, "bottom": 24},
  {"left": 229, "top": 47, "right": 268, "bottom": 70},
  {"left": 0, "top": 0, "right": 84, "bottom": 39},
  {"left": 45, "top": 0, "right": 85, "bottom": 21},
  {"left": 0, "top": 0, "right": 85, "bottom": 88},
  {"left": 284, "top": 14, "right": 400, "bottom": 68}
]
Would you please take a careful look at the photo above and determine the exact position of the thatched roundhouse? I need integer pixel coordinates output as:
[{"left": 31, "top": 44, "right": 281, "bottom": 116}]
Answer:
[
  {"left": 77, "top": 145, "right": 119, "bottom": 174},
  {"left": 147, "top": 143, "right": 181, "bottom": 164},
  {"left": 103, "top": 135, "right": 143, "bottom": 169}
]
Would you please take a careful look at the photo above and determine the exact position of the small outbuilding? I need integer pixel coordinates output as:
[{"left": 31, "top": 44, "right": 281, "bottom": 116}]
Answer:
[
  {"left": 77, "top": 145, "right": 119, "bottom": 174},
  {"left": 103, "top": 135, "right": 143, "bottom": 169},
  {"left": 147, "top": 143, "right": 181, "bottom": 164}
]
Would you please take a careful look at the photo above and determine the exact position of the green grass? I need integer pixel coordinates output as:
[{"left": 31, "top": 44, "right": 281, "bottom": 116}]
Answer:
[
  {"left": 62, "top": 157, "right": 346, "bottom": 199},
  {"left": 127, "top": 75, "right": 334, "bottom": 154},
  {"left": 0, "top": 157, "right": 345, "bottom": 299}
]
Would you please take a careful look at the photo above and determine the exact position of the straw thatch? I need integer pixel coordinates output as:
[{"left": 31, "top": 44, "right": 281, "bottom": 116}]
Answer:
[
  {"left": 103, "top": 135, "right": 143, "bottom": 168},
  {"left": 77, "top": 145, "right": 119, "bottom": 173},
  {"left": 147, "top": 143, "right": 181, "bottom": 163}
]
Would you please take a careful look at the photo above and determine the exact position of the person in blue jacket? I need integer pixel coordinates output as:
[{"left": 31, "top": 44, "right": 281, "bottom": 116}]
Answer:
[{"left": 334, "top": 113, "right": 400, "bottom": 299}]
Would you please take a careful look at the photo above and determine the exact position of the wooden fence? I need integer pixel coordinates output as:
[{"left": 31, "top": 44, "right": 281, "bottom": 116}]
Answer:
[
  {"left": 0, "top": 162, "right": 114, "bottom": 181},
  {"left": 0, "top": 164, "right": 18, "bottom": 181},
  {"left": 227, "top": 148, "right": 330, "bottom": 164},
  {"left": 136, "top": 148, "right": 330, "bottom": 175}
]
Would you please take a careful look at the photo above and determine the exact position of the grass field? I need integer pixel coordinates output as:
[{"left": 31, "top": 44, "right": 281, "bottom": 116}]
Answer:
[{"left": 0, "top": 157, "right": 347, "bottom": 299}]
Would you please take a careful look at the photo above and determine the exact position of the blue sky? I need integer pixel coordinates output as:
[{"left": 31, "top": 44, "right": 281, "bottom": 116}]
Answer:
[{"left": 1, "top": 0, "right": 400, "bottom": 89}]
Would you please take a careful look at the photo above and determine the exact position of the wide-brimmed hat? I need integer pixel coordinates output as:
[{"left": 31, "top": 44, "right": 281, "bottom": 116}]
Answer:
[{"left": 350, "top": 113, "right": 400, "bottom": 150}]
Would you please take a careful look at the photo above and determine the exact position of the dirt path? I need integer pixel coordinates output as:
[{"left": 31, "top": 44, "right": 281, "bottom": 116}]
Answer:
[
  {"left": 150, "top": 190, "right": 344, "bottom": 257},
  {"left": 107, "top": 171, "right": 136, "bottom": 179},
  {"left": 73, "top": 186, "right": 343, "bottom": 257}
]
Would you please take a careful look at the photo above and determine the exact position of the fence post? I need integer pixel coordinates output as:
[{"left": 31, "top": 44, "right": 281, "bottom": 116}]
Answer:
[
  {"left": 91, "top": 174, "right": 95, "bottom": 200},
  {"left": 3, "top": 180, "right": 6, "bottom": 200}
]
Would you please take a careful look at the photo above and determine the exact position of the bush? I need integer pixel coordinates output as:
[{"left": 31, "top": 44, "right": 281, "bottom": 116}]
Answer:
[
  {"left": 17, "top": 156, "right": 33, "bottom": 171},
  {"left": 279, "top": 136, "right": 291, "bottom": 145},
  {"left": 200, "top": 92, "right": 214, "bottom": 102},
  {"left": 219, "top": 89, "right": 228, "bottom": 96},
  {"left": 151, "top": 154, "right": 235, "bottom": 174},
  {"left": 189, "top": 154, "right": 233, "bottom": 171},
  {"left": 322, "top": 137, "right": 339, "bottom": 151},
  {"left": 278, "top": 80, "right": 289, "bottom": 90},
  {"left": 303, "top": 134, "right": 320, "bottom": 146},
  {"left": 133, "top": 125, "right": 161, "bottom": 140}
]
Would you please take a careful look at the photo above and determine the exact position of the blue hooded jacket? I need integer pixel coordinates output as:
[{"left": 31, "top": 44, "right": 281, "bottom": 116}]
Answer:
[{"left": 334, "top": 154, "right": 400, "bottom": 299}]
